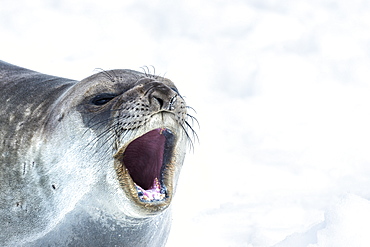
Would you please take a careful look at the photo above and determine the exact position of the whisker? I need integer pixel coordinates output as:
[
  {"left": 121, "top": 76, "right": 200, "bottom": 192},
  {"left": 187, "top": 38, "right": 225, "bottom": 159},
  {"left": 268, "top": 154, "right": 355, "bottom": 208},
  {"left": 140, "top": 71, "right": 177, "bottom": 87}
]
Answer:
[
  {"left": 186, "top": 105, "right": 197, "bottom": 114},
  {"left": 185, "top": 120, "right": 199, "bottom": 143},
  {"left": 140, "top": 66, "right": 149, "bottom": 77},
  {"left": 83, "top": 126, "right": 116, "bottom": 152},
  {"left": 150, "top": 65, "right": 156, "bottom": 78},
  {"left": 94, "top": 68, "right": 115, "bottom": 82},
  {"left": 186, "top": 113, "right": 200, "bottom": 129},
  {"left": 180, "top": 122, "right": 195, "bottom": 151},
  {"left": 85, "top": 115, "right": 118, "bottom": 131}
]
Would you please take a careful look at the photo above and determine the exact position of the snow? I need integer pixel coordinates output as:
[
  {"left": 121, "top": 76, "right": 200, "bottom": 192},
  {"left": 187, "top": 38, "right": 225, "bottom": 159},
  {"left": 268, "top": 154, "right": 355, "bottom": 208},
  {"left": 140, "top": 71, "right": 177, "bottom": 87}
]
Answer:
[
  {"left": 2, "top": 0, "right": 370, "bottom": 246},
  {"left": 276, "top": 194, "right": 370, "bottom": 247}
]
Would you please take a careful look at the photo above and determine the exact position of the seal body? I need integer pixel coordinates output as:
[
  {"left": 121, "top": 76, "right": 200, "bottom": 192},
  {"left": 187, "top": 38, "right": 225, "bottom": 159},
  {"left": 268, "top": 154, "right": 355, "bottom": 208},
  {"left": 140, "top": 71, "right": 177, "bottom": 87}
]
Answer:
[{"left": 0, "top": 61, "right": 190, "bottom": 246}]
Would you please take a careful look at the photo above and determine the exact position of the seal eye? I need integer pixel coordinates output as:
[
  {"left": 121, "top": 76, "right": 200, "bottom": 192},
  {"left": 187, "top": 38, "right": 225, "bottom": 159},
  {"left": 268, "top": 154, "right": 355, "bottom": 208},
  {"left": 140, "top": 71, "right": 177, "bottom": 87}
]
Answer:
[{"left": 91, "top": 93, "right": 117, "bottom": 106}]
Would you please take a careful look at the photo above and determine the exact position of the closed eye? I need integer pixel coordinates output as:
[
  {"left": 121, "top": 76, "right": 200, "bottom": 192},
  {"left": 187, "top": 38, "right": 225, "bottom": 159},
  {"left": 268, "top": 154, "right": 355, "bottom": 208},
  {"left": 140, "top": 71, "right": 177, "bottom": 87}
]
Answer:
[{"left": 91, "top": 93, "right": 117, "bottom": 106}]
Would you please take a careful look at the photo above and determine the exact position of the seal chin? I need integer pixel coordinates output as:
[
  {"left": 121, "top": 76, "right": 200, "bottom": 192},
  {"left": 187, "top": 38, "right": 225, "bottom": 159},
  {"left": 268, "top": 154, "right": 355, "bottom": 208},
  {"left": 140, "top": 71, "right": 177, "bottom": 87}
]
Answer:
[{"left": 114, "top": 127, "right": 178, "bottom": 215}]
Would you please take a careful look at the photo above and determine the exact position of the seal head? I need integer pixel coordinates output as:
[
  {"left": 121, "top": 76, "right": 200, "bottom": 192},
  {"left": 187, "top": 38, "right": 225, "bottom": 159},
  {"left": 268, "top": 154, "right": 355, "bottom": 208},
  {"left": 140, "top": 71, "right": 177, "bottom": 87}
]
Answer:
[
  {"left": 77, "top": 71, "right": 189, "bottom": 216},
  {"left": 0, "top": 61, "right": 194, "bottom": 246}
]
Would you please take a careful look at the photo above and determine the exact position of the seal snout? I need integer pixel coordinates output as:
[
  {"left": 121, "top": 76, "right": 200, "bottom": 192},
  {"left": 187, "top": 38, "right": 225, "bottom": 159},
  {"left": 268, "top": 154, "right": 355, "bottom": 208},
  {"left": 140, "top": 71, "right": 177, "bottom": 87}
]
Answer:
[{"left": 145, "top": 82, "right": 179, "bottom": 111}]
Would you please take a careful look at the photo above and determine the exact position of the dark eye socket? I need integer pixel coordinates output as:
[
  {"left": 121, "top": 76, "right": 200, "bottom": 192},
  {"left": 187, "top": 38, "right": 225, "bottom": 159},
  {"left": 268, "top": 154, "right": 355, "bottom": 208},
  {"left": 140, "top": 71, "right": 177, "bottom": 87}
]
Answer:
[{"left": 91, "top": 93, "right": 117, "bottom": 106}]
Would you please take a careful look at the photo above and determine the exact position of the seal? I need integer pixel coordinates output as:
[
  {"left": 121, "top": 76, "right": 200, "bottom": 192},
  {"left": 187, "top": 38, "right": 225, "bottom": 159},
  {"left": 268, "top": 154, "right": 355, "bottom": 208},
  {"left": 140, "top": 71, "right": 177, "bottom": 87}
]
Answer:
[{"left": 0, "top": 61, "right": 196, "bottom": 246}]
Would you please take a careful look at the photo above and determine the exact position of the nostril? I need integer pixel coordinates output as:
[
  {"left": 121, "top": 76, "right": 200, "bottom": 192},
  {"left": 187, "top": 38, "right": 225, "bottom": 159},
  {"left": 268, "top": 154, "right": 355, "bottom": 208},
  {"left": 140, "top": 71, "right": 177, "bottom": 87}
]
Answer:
[{"left": 153, "top": 96, "right": 164, "bottom": 109}]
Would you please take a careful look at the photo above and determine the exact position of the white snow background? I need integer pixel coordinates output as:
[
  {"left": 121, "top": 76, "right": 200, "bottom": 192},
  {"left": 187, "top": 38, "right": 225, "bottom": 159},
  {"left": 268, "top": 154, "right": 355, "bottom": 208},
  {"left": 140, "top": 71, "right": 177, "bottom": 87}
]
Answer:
[{"left": 2, "top": 0, "right": 370, "bottom": 246}]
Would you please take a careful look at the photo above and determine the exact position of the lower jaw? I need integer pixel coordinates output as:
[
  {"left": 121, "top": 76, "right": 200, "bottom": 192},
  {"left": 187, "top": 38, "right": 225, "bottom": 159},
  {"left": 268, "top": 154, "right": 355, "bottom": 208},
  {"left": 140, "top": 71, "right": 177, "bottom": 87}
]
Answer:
[
  {"left": 114, "top": 160, "right": 173, "bottom": 215},
  {"left": 135, "top": 178, "right": 166, "bottom": 202}
]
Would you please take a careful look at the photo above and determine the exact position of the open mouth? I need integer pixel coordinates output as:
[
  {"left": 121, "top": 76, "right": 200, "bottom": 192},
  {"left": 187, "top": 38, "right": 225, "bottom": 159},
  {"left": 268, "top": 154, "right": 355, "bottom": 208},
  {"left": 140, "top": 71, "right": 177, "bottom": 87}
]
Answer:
[{"left": 115, "top": 128, "right": 175, "bottom": 204}]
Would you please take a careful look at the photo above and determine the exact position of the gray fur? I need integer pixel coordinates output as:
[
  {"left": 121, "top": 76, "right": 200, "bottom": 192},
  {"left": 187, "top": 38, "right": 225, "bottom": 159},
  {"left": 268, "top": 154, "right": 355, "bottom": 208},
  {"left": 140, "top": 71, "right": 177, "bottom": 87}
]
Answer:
[{"left": 0, "top": 61, "right": 188, "bottom": 246}]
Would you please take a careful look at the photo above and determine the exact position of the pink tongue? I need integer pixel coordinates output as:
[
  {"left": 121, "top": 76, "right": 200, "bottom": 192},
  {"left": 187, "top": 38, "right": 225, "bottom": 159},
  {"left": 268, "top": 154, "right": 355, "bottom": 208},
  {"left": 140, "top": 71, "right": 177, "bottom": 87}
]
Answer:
[{"left": 135, "top": 178, "right": 165, "bottom": 201}]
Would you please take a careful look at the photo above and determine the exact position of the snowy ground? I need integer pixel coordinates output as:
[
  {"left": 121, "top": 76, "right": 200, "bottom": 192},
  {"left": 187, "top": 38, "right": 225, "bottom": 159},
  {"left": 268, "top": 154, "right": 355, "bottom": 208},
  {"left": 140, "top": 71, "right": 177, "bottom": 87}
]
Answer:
[{"left": 2, "top": 1, "right": 370, "bottom": 246}]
